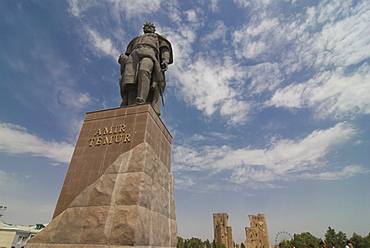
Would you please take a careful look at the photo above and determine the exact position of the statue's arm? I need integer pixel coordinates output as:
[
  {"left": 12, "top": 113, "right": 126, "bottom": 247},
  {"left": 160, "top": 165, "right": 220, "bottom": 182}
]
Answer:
[
  {"left": 118, "top": 37, "right": 138, "bottom": 75},
  {"left": 158, "top": 36, "right": 173, "bottom": 71},
  {"left": 118, "top": 53, "right": 128, "bottom": 75},
  {"left": 161, "top": 48, "right": 170, "bottom": 71}
]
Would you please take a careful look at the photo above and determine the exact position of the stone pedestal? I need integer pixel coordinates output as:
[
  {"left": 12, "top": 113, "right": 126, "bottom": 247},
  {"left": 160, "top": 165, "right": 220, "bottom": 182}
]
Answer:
[{"left": 27, "top": 105, "right": 177, "bottom": 248}]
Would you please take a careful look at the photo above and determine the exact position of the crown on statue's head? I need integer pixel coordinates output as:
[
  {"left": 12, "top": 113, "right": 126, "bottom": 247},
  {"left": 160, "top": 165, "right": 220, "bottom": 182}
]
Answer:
[{"left": 143, "top": 22, "right": 156, "bottom": 32}]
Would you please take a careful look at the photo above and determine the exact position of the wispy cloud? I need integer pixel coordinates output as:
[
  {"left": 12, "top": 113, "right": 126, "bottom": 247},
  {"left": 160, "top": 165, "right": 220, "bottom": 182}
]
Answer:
[
  {"left": 268, "top": 63, "right": 370, "bottom": 119},
  {"left": 169, "top": 42, "right": 250, "bottom": 124},
  {"left": 0, "top": 123, "right": 74, "bottom": 163},
  {"left": 68, "top": 0, "right": 164, "bottom": 19},
  {"left": 209, "top": 0, "right": 219, "bottom": 12},
  {"left": 57, "top": 89, "right": 93, "bottom": 109},
  {"left": 232, "top": 0, "right": 370, "bottom": 121},
  {"left": 299, "top": 165, "right": 368, "bottom": 181},
  {"left": 173, "top": 122, "right": 364, "bottom": 188},
  {"left": 109, "top": 0, "right": 163, "bottom": 19},
  {"left": 86, "top": 28, "right": 119, "bottom": 59},
  {"left": 200, "top": 21, "right": 227, "bottom": 45}
]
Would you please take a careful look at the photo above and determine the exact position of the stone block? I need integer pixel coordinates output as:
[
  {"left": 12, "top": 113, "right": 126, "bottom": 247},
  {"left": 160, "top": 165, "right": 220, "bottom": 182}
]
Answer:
[
  {"left": 78, "top": 206, "right": 110, "bottom": 244},
  {"left": 115, "top": 172, "right": 152, "bottom": 209},
  {"left": 86, "top": 174, "right": 116, "bottom": 206},
  {"left": 108, "top": 205, "right": 140, "bottom": 245},
  {"left": 169, "top": 219, "right": 178, "bottom": 247},
  {"left": 51, "top": 207, "right": 88, "bottom": 243},
  {"left": 151, "top": 181, "right": 169, "bottom": 217},
  {"left": 150, "top": 211, "right": 170, "bottom": 246}
]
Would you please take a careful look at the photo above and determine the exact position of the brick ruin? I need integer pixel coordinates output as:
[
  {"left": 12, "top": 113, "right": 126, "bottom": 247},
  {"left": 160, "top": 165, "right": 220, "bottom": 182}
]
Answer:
[
  {"left": 213, "top": 213, "right": 271, "bottom": 248},
  {"left": 245, "top": 214, "right": 271, "bottom": 248},
  {"left": 213, "top": 213, "right": 234, "bottom": 248}
]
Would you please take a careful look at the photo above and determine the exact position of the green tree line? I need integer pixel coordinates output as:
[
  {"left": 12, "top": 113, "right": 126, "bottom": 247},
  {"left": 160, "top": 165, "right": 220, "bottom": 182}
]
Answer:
[
  {"left": 178, "top": 227, "right": 370, "bottom": 248},
  {"left": 287, "top": 227, "right": 370, "bottom": 248},
  {"left": 177, "top": 237, "right": 226, "bottom": 248}
]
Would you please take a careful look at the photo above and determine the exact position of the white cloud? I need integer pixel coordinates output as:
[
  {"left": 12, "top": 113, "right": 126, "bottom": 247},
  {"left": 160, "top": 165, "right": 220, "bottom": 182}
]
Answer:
[
  {"left": 299, "top": 165, "right": 368, "bottom": 181},
  {"left": 219, "top": 98, "right": 251, "bottom": 125},
  {"left": 310, "top": 1, "right": 370, "bottom": 69},
  {"left": 246, "top": 62, "right": 285, "bottom": 95},
  {"left": 0, "top": 123, "right": 74, "bottom": 163},
  {"left": 177, "top": 57, "right": 247, "bottom": 115},
  {"left": 231, "top": 0, "right": 370, "bottom": 121},
  {"left": 173, "top": 122, "right": 361, "bottom": 186},
  {"left": 200, "top": 21, "right": 227, "bottom": 44},
  {"left": 108, "top": 0, "right": 163, "bottom": 19},
  {"left": 57, "top": 89, "right": 93, "bottom": 110},
  {"left": 233, "top": 0, "right": 370, "bottom": 70},
  {"left": 163, "top": 19, "right": 255, "bottom": 125},
  {"left": 67, "top": 0, "right": 93, "bottom": 17},
  {"left": 268, "top": 63, "right": 370, "bottom": 119},
  {"left": 185, "top": 9, "right": 198, "bottom": 22},
  {"left": 209, "top": 0, "right": 219, "bottom": 12},
  {"left": 68, "top": 0, "right": 163, "bottom": 19},
  {"left": 169, "top": 41, "right": 249, "bottom": 122},
  {"left": 233, "top": 0, "right": 251, "bottom": 8},
  {"left": 86, "top": 28, "right": 119, "bottom": 58},
  {"left": 174, "top": 174, "right": 195, "bottom": 190}
]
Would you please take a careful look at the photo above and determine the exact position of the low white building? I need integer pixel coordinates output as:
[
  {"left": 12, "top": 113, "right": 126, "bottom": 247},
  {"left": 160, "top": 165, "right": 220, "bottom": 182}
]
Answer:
[{"left": 0, "top": 221, "right": 46, "bottom": 248}]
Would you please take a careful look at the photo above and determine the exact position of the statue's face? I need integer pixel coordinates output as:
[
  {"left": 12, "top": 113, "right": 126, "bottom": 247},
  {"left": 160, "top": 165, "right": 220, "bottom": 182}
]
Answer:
[{"left": 143, "top": 25, "right": 155, "bottom": 33}]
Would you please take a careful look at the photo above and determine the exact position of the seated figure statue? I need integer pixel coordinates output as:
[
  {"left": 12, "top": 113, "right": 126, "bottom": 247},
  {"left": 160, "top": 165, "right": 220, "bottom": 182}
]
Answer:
[{"left": 118, "top": 22, "right": 173, "bottom": 116}]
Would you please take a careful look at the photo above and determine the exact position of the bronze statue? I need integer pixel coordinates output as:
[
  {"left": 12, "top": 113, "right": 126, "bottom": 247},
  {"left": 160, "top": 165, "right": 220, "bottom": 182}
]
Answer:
[{"left": 118, "top": 22, "right": 173, "bottom": 115}]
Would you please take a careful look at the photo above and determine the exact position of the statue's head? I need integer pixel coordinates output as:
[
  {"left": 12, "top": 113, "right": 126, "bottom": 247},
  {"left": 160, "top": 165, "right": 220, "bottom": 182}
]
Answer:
[{"left": 143, "top": 22, "right": 156, "bottom": 33}]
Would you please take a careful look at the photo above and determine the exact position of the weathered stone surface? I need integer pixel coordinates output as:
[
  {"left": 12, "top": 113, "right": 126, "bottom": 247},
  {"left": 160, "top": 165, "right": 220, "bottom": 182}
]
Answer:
[
  {"left": 213, "top": 213, "right": 234, "bottom": 248},
  {"left": 27, "top": 142, "right": 177, "bottom": 248},
  {"left": 245, "top": 214, "right": 270, "bottom": 248},
  {"left": 108, "top": 205, "right": 140, "bottom": 245}
]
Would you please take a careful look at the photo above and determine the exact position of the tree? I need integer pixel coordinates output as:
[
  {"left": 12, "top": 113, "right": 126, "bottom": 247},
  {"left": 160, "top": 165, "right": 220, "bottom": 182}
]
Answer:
[
  {"left": 293, "top": 232, "right": 320, "bottom": 248},
  {"left": 204, "top": 239, "right": 212, "bottom": 248},
  {"left": 178, "top": 236, "right": 184, "bottom": 248},
  {"left": 350, "top": 232, "right": 370, "bottom": 248},
  {"left": 324, "top": 227, "right": 347, "bottom": 248},
  {"left": 365, "top": 233, "right": 370, "bottom": 248},
  {"left": 350, "top": 233, "right": 365, "bottom": 248},
  {"left": 188, "top": 237, "right": 203, "bottom": 248},
  {"left": 241, "top": 242, "right": 245, "bottom": 248},
  {"left": 212, "top": 240, "right": 226, "bottom": 248}
]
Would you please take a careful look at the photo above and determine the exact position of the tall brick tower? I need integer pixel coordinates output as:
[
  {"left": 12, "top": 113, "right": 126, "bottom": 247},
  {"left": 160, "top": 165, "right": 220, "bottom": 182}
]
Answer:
[
  {"left": 213, "top": 213, "right": 234, "bottom": 248},
  {"left": 245, "top": 214, "right": 270, "bottom": 248}
]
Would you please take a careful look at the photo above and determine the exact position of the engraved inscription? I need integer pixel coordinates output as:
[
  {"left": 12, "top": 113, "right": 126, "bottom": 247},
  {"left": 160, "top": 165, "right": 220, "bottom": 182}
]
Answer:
[{"left": 88, "top": 124, "right": 131, "bottom": 146}]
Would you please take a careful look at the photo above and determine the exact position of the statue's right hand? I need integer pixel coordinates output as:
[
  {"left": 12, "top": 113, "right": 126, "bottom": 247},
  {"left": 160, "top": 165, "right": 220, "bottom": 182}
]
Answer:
[{"left": 161, "top": 61, "right": 168, "bottom": 71}]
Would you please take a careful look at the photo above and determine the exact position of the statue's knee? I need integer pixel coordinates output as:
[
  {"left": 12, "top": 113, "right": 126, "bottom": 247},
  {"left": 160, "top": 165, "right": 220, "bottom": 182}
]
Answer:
[
  {"left": 140, "top": 58, "right": 154, "bottom": 70},
  {"left": 138, "top": 65, "right": 152, "bottom": 77}
]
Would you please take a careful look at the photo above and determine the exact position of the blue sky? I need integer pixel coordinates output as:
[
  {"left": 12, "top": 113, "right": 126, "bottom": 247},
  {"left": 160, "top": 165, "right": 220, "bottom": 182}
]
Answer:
[{"left": 0, "top": 0, "right": 369, "bottom": 244}]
